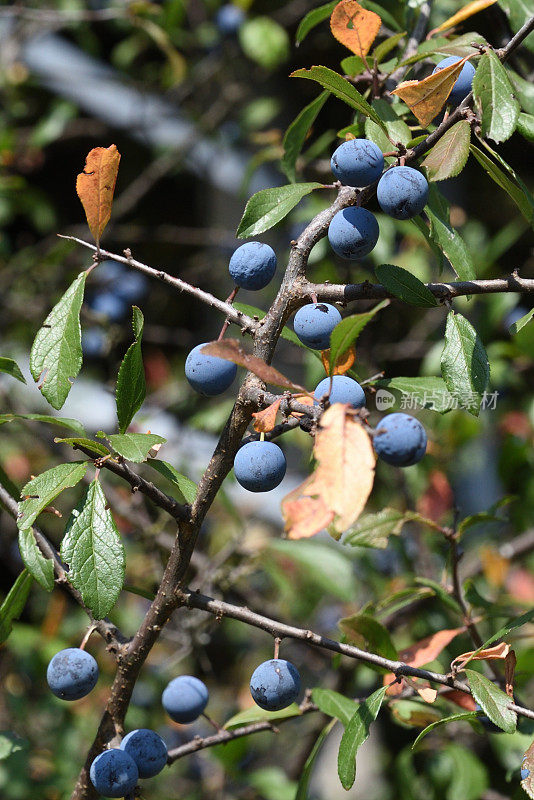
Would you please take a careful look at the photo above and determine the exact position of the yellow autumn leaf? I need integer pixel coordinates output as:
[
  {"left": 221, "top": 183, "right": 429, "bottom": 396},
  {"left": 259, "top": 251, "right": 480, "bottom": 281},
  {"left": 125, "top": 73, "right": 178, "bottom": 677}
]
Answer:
[
  {"left": 330, "top": 0, "right": 382, "bottom": 58},
  {"left": 320, "top": 345, "right": 356, "bottom": 376},
  {"left": 76, "top": 145, "right": 121, "bottom": 246},
  {"left": 391, "top": 56, "right": 471, "bottom": 127},
  {"left": 430, "top": 0, "right": 498, "bottom": 36}
]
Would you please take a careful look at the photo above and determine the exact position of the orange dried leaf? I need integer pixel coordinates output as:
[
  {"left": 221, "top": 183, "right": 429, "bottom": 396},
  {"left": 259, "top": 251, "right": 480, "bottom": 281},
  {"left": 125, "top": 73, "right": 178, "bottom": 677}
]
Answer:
[
  {"left": 321, "top": 345, "right": 356, "bottom": 375},
  {"left": 384, "top": 627, "right": 464, "bottom": 695},
  {"left": 451, "top": 641, "right": 511, "bottom": 673},
  {"left": 391, "top": 57, "right": 470, "bottom": 127},
  {"left": 330, "top": 0, "right": 382, "bottom": 58},
  {"left": 282, "top": 476, "right": 334, "bottom": 540},
  {"left": 201, "top": 340, "right": 308, "bottom": 394},
  {"left": 252, "top": 398, "right": 282, "bottom": 433},
  {"left": 430, "top": 0, "right": 498, "bottom": 35},
  {"left": 416, "top": 685, "right": 438, "bottom": 703},
  {"left": 76, "top": 145, "right": 121, "bottom": 245}
]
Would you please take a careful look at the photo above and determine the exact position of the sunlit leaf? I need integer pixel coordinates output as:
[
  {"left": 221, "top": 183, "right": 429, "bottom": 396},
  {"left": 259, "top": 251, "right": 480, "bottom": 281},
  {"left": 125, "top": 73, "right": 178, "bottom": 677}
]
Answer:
[
  {"left": 0, "top": 357, "right": 26, "bottom": 384},
  {"left": 421, "top": 120, "right": 471, "bottom": 181},
  {"left": 17, "top": 461, "right": 88, "bottom": 530},
  {"left": 76, "top": 145, "right": 121, "bottom": 245},
  {"left": 440, "top": 311, "right": 490, "bottom": 417},
  {"left": 236, "top": 183, "right": 323, "bottom": 238},
  {"left": 472, "top": 50, "right": 519, "bottom": 143},
  {"left": 330, "top": 0, "right": 382, "bottom": 58},
  {"left": 430, "top": 0, "right": 498, "bottom": 34},
  {"left": 392, "top": 57, "right": 471, "bottom": 126}
]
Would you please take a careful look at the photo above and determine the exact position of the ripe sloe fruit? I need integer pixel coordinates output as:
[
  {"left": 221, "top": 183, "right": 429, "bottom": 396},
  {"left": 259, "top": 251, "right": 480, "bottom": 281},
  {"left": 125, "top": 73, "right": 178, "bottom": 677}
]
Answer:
[
  {"left": 120, "top": 729, "right": 168, "bottom": 778},
  {"left": 328, "top": 206, "right": 379, "bottom": 260},
  {"left": 229, "top": 241, "right": 277, "bottom": 290},
  {"left": 216, "top": 4, "right": 245, "bottom": 35},
  {"left": 250, "top": 659, "right": 301, "bottom": 711},
  {"left": 234, "top": 441, "right": 286, "bottom": 492},
  {"left": 314, "top": 375, "right": 366, "bottom": 409},
  {"left": 432, "top": 56, "right": 475, "bottom": 106},
  {"left": 46, "top": 648, "right": 99, "bottom": 701},
  {"left": 373, "top": 412, "right": 427, "bottom": 466},
  {"left": 162, "top": 675, "right": 209, "bottom": 723},
  {"left": 293, "top": 303, "right": 341, "bottom": 350},
  {"left": 185, "top": 343, "right": 237, "bottom": 396},
  {"left": 331, "top": 139, "right": 384, "bottom": 187},
  {"left": 376, "top": 166, "right": 429, "bottom": 220},
  {"left": 90, "top": 749, "right": 139, "bottom": 798}
]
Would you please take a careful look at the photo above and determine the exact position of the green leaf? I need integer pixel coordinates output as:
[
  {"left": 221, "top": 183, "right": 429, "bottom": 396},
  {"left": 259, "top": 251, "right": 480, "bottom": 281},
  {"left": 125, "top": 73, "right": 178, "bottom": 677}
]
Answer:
[
  {"left": 282, "top": 91, "right": 329, "bottom": 183},
  {"left": 373, "top": 376, "right": 456, "bottom": 413},
  {"left": 412, "top": 712, "right": 478, "bottom": 749},
  {"left": 18, "top": 528, "right": 54, "bottom": 591},
  {"left": 236, "top": 183, "right": 323, "bottom": 238},
  {"left": 508, "top": 68, "right": 534, "bottom": 114},
  {"left": 472, "top": 607, "right": 534, "bottom": 654},
  {"left": 364, "top": 99, "right": 411, "bottom": 163},
  {"left": 0, "top": 731, "right": 28, "bottom": 760},
  {"left": 295, "top": 720, "right": 336, "bottom": 800},
  {"left": 389, "top": 698, "right": 443, "bottom": 729},
  {"left": 464, "top": 669, "right": 517, "bottom": 734},
  {"left": 372, "top": 31, "right": 406, "bottom": 63},
  {"left": 426, "top": 209, "right": 476, "bottom": 281},
  {"left": 107, "top": 432, "right": 166, "bottom": 463},
  {"left": 148, "top": 460, "right": 197, "bottom": 504},
  {"left": 239, "top": 17, "right": 289, "bottom": 70},
  {"left": 421, "top": 120, "right": 471, "bottom": 181},
  {"left": 339, "top": 613, "right": 398, "bottom": 660},
  {"left": 267, "top": 539, "right": 355, "bottom": 602},
  {"left": 359, "top": 0, "right": 402, "bottom": 31},
  {"left": 0, "top": 357, "right": 26, "bottom": 384},
  {"left": 295, "top": 1, "right": 337, "bottom": 44},
  {"left": 329, "top": 300, "right": 389, "bottom": 375},
  {"left": 343, "top": 507, "right": 407, "bottom": 549},
  {"left": 116, "top": 306, "right": 146, "bottom": 434},
  {"left": 337, "top": 687, "right": 387, "bottom": 790},
  {"left": 29, "top": 272, "right": 86, "bottom": 410},
  {"left": 17, "top": 461, "right": 88, "bottom": 530},
  {"left": 517, "top": 112, "right": 534, "bottom": 142},
  {"left": 0, "top": 414, "right": 85, "bottom": 435},
  {"left": 414, "top": 577, "right": 463, "bottom": 614},
  {"left": 61, "top": 479, "right": 125, "bottom": 619},
  {"left": 469, "top": 143, "right": 534, "bottom": 224},
  {"left": 54, "top": 437, "right": 110, "bottom": 457},
  {"left": 340, "top": 55, "right": 368, "bottom": 77},
  {"left": 472, "top": 50, "right": 519, "bottom": 143},
  {"left": 311, "top": 688, "right": 359, "bottom": 726},
  {"left": 440, "top": 311, "right": 490, "bottom": 417},
  {"left": 224, "top": 703, "right": 302, "bottom": 730},
  {"left": 509, "top": 307, "right": 534, "bottom": 333},
  {"left": 0, "top": 570, "right": 33, "bottom": 645},
  {"left": 248, "top": 768, "right": 296, "bottom": 800},
  {"left": 290, "top": 66, "right": 387, "bottom": 131},
  {"left": 375, "top": 264, "right": 438, "bottom": 307}
]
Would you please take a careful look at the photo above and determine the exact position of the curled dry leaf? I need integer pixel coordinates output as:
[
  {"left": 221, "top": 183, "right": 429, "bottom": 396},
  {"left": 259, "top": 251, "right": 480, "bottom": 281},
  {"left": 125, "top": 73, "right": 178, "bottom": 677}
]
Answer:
[
  {"left": 252, "top": 398, "right": 282, "bottom": 433},
  {"left": 282, "top": 403, "right": 375, "bottom": 539},
  {"left": 391, "top": 57, "right": 471, "bottom": 127},
  {"left": 330, "top": 0, "right": 382, "bottom": 58},
  {"left": 429, "top": 0, "right": 498, "bottom": 36},
  {"left": 384, "top": 626, "right": 464, "bottom": 695},
  {"left": 451, "top": 641, "right": 511, "bottom": 673},
  {"left": 76, "top": 145, "right": 121, "bottom": 246},
  {"left": 320, "top": 345, "right": 356, "bottom": 376},
  {"left": 202, "top": 340, "right": 308, "bottom": 394}
]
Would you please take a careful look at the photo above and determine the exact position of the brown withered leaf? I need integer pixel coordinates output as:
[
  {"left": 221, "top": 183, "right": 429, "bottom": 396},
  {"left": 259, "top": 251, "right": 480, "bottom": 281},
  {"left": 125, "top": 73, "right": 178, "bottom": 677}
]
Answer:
[
  {"left": 441, "top": 689, "right": 476, "bottom": 711},
  {"left": 384, "top": 626, "right": 464, "bottom": 695},
  {"left": 451, "top": 641, "right": 511, "bottom": 674},
  {"left": 76, "top": 145, "right": 121, "bottom": 246},
  {"left": 201, "top": 340, "right": 308, "bottom": 394},
  {"left": 505, "top": 649, "right": 516, "bottom": 698},
  {"left": 283, "top": 404, "right": 375, "bottom": 539},
  {"left": 430, "top": 0, "right": 498, "bottom": 35},
  {"left": 252, "top": 398, "right": 282, "bottom": 433},
  {"left": 330, "top": 0, "right": 382, "bottom": 58},
  {"left": 391, "top": 57, "right": 471, "bottom": 127},
  {"left": 320, "top": 345, "right": 356, "bottom": 376}
]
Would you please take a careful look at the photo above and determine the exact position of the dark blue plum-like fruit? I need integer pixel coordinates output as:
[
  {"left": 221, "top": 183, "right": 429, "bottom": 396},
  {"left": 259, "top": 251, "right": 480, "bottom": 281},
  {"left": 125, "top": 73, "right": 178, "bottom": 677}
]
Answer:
[
  {"left": 229, "top": 241, "right": 277, "bottom": 290},
  {"left": 120, "top": 729, "right": 168, "bottom": 778},
  {"left": 314, "top": 376, "right": 366, "bottom": 409},
  {"left": 90, "top": 749, "right": 139, "bottom": 798},
  {"left": 331, "top": 139, "right": 384, "bottom": 187},
  {"left": 250, "top": 659, "right": 301, "bottom": 711},
  {"left": 293, "top": 303, "right": 342, "bottom": 350},
  {"left": 233, "top": 440, "right": 286, "bottom": 492},
  {"left": 376, "top": 166, "right": 429, "bottom": 220},
  {"left": 216, "top": 4, "right": 245, "bottom": 35},
  {"left": 185, "top": 343, "right": 237, "bottom": 396},
  {"left": 328, "top": 206, "right": 379, "bottom": 260},
  {"left": 432, "top": 56, "right": 475, "bottom": 106},
  {"left": 46, "top": 648, "right": 99, "bottom": 701},
  {"left": 162, "top": 675, "right": 209, "bottom": 723},
  {"left": 373, "top": 412, "right": 427, "bottom": 466}
]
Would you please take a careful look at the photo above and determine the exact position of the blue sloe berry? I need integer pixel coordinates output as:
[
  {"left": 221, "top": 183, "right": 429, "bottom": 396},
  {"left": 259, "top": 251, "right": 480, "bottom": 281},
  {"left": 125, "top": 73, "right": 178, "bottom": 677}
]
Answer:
[
  {"left": 328, "top": 206, "right": 379, "bottom": 260},
  {"left": 314, "top": 375, "right": 366, "bottom": 409},
  {"left": 373, "top": 412, "right": 427, "bottom": 466},
  {"left": 229, "top": 241, "right": 277, "bottom": 290},
  {"left": 120, "top": 729, "right": 168, "bottom": 778},
  {"left": 234, "top": 441, "right": 286, "bottom": 492},
  {"left": 216, "top": 4, "right": 245, "bottom": 35},
  {"left": 90, "top": 291, "right": 128, "bottom": 321},
  {"left": 432, "top": 56, "right": 475, "bottom": 106},
  {"left": 250, "top": 659, "right": 301, "bottom": 711},
  {"left": 185, "top": 343, "right": 237, "bottom": 396},
  {"left": 162, "top": 675, "right": 209, "bottom": 723},
  {"left": 331, "top": 139, "right": 384, "bottom": 187},
  {"left": 89, "top": 749, "right": 138, "bottom": 798},
  {"left": 376, "top": 166, "right": 429, "bottom": 220},
  {"left": 46, "top": 648, "right": 99, "bottom": 701},
  {"left": 293, "top": 303, "right": 342, "bottom": 350}
]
